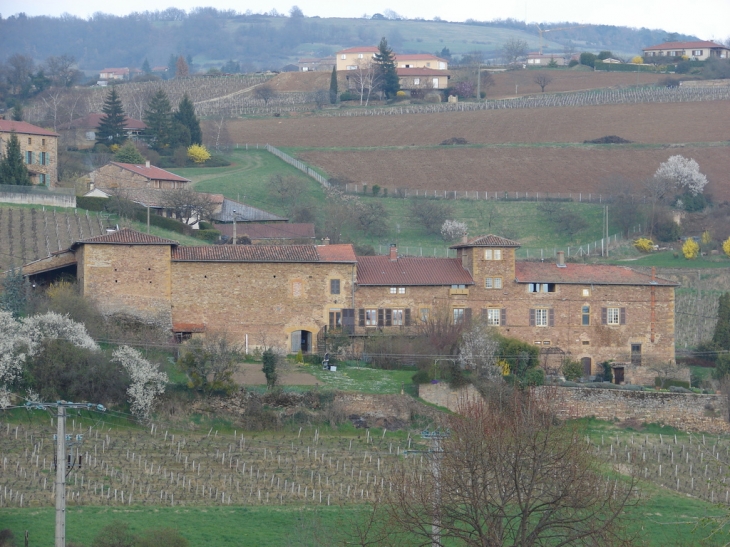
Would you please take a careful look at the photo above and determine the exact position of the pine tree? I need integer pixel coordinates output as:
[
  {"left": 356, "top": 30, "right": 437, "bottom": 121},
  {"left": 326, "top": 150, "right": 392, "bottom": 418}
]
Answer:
[
  {"left": 167, "top": 54, "right": 177, "bottom": 78},
  {"left": 11, "top": 104, "right": 23, "bottom": 121},
  {"left": 96, "top": 87, "right": 127, "bottom": 147},
  {"left": 174, "top": 93, "right": 202, "bottom": 145},
  {"left": 0, "top": 132, "right": 31, "bottom": 186},
  {"left": 144, "top": 89, "right": 174, "bottom": 151},
  {"left": 374, "top": 37, "right": 400, "bottom": 99},
  {"left": 329, "top": 65, "right": 338, "bottom": 104},
  {"left": 141, "top": 58, "right": 152, "bottom": 74},
  {"left": 712, "top": 293, "right": 730, "bottom": 350}
]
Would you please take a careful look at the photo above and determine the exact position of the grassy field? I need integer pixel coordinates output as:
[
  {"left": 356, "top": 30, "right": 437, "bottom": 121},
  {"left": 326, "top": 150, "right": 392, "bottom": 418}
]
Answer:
[
  {"left": 307, "top": 363, "right": 417, "bottom": 395},
  {"left": 610, "top": 251, "right": 730, "bottom": 269}
]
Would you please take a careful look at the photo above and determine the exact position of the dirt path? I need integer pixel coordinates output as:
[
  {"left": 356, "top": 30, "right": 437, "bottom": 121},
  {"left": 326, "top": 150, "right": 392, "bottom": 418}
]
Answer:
[{"left": 233, "top": 363, "right": 319, "bottom": 386}]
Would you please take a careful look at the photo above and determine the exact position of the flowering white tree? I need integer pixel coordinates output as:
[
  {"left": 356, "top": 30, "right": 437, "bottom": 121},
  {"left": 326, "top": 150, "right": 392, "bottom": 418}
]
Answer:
[
  {"left": 112, "top": 346, "right": 168, "bottom": 419},
  {"left": 0, "top": 311, "right": 98, "bottom": 407},
  {"left": 654, "top": 155, "right": 708, "bottom": 196},
  {"left": 441, "top": 219, "right": 468, "bottom": 241},
  {"left": 459, "top": 323, "right": 502, "bottom": 381}
]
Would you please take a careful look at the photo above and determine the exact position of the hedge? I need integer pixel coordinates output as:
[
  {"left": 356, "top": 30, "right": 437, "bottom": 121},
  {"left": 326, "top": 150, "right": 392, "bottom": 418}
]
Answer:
[
  {"left": 75, "top": 196, "right": 109, "bottom": 212},
  {"left": 132, "top": 209, "right": 193, "bottom": 235}
]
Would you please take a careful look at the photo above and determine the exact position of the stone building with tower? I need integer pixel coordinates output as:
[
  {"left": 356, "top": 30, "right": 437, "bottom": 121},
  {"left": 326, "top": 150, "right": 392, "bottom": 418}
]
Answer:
[{"left": 20, "top": 230, "right": 677, "bottom": 384}]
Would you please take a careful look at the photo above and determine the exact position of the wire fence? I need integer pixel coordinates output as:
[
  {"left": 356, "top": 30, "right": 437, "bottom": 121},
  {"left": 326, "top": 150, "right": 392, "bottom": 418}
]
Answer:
[{"left": 264, "top": 144, "right": 330, "bottom": 188}]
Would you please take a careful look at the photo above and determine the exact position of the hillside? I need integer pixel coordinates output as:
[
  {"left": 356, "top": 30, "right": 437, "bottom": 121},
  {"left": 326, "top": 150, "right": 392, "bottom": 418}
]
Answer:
[{"left": 0, "top": 12, "right": 696, "bottom": 71}]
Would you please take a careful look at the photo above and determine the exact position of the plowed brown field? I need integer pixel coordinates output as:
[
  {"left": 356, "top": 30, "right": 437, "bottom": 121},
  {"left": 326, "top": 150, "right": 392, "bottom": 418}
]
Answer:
[
  {"left": 232, "top": 101, "right": 730, "bottom": 147},
  {"left": 299, "top": 145, "right": 730, "bottom": 201}
]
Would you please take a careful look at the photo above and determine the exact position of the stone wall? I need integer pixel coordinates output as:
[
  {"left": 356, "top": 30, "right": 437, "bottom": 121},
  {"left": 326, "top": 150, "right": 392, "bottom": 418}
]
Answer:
[{"left": 419, "top": 383, "right": 730, "bottom": 434}]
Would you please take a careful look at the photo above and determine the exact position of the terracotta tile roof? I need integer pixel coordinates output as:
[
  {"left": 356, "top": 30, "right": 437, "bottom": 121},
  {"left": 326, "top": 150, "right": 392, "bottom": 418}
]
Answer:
[
  {"left": 71, "top": 228, "right": 179, "bottom": 248},
  {"left": 338, "top": 46, "right": 379, "bottom": 54},
  {"left": 396, "top": 54, "right": 447, "bottom": 62},
  {"left": 643, "top": 41, "right": 727, "bottom": 50},
  {"left": 172, "top": 323, "right": 206, "bottom": 333},
  {"left": 172, "top": 245, "right": 322, "bottom": 262},
  {"left": 450, "top": 235, "right": 521, "bottom": 249},
  {"left": 397, "top": 67, "right": 450, "bottom": 76},
  {"left": 0, "top": 120, "right": 59, "bottom": 137},
  {"left": 514, "top": 262, "right": 678, "bottom": 286},
  {"left": 58, "top": 113, "right": 146, "bottom": 131},
  {"left": 110, "top": 162, "right": 190, "bottom": 183},
  {"left": 357, "top": 256, "right": 474, "bottom": 286},
  {"left": 215, "top": 222, "right": 315, "bottom": 240},
  {"left": 316, "top": 244, "right": 357, "bottom": 262}
]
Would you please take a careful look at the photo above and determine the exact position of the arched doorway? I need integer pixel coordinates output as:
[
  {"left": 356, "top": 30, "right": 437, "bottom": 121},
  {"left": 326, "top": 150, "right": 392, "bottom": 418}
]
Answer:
[{"left": 290, "top": 330, "right": 312, "bottom": 353}]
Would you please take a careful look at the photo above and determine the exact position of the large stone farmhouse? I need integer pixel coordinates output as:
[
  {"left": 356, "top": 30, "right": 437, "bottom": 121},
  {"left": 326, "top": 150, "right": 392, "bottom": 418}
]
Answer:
[
  {"left": 88, "top": 161, "right": 191, "bottom": 190},
  {"left": 0, "top": 120, "right": 59, "bottom": 186},
  {"left": 22, "top": 230, "right": 677, "bottom": 384}
]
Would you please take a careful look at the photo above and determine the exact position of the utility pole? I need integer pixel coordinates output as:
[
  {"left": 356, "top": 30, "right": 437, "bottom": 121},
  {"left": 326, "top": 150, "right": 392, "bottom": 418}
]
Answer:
[
  {"left": 55, "top": 405, "right": 66, "bottom": 547},
  {"left": 22, "top": 401, "right": 105, "bottom": 547}
]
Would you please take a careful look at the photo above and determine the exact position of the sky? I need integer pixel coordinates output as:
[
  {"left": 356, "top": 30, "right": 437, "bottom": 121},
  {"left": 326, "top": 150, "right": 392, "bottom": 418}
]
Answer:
[{"left": 2, "top": 0, "right": 729, "bottom": 42}]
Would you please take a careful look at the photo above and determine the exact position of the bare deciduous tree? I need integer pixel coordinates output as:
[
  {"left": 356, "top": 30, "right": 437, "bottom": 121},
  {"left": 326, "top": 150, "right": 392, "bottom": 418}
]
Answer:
[
  {"left": 348, "top": 62, "right": 382, "bottom": 106},
  {"left": 501, "top": 37, "right": 528, "bottom": 65},
  {"left": 533, "top": 72, "right": 554, "bottom": 92},
  {"left": 253, "top": 84, "right": 277, "bottom": 105},
  {"left": 161, "top": 188, "right": 216, "bottom": 226},
  {"left": 267, "top": 174, "right": 307, "bottom": 206},
  {"left": 647, "top": 359, "right": 689, "bottom": 389},
  {"left": 375, "top": 393, "right": 637, "bottom": 547},
  {"left": 409, "top": 198, "right": 453, "bottom": 236},
  {"left": 418, "top": 305, "right": 468, "bottom": 356}
]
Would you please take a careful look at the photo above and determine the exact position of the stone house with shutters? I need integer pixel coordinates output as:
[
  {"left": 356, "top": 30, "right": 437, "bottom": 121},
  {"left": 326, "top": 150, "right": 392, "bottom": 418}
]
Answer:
[
  {"left": 0, "top": 120, "right": 58, "bottom": 187},
  {"left": 88, "top": 161, "right": 190, "bottom": 191},
  {"left": 20, "top": 230, "right": 678, "bottom": 384}
]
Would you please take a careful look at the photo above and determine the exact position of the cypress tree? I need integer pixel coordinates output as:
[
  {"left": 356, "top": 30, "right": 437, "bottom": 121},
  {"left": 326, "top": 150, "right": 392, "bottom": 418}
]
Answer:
[
  {"left": 374, "top": 37, "right": 400, "bottom": 99},
  {"left": 174, "top": 93, "right": 202, "bottom": 145},
  {"left": 96, "top": 87, "right": 127, "bottom": 147},
  {"left": 329, "top": 66, "right": 338, "bottom": 104},
  {"left": 11, "top": 104, "right": 23, "bottom": 121},
  {"left": 713, "top": 293, "right": 730, "bottom": 350},
  {"left": 144, "top": 89, "right": 174, "bottom": 151},
  {"left": 141, "top": 58, "right": 152, "bottom": 74},
  {"left": 0, "top": 132, "right": 31, "bottom": 186}
]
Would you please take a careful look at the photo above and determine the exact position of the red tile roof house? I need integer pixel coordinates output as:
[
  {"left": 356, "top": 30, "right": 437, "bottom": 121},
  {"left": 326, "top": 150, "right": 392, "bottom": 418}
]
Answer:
[
  {"left": 0, "top": 120, "right": 59, "bottom": 186},
  {"left": 99, "top": 68, "right": 130, "bottom": 80},
  {"left": 21, "top": 230, "right": 680, "bottom": 385},
  {"left": 58, "top": 113, "right": 146, "bottom": 149},
  {"left": 88, "top": 161, "right": 191, "bottom": 191},
  {"left": 642, "top": 41, "right": 730, "bottom": 61}
]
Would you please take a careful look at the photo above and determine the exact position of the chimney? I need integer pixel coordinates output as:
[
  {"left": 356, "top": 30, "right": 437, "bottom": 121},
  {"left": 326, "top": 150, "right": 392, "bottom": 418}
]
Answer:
[
  {"left": 145, "top": 160, "right": 150, "bottom": 168},
  {"left": 322, "top": 237, "right": 330, "bottom": 245},
  {"left": 389, "top": 244, "right": 398, "bottom": 261},
  {"left": 556, "top": 250, "right": 566, "bottom": 268},
  {"left": 461, "top": 234, "right": 468, "bottom": 244}
]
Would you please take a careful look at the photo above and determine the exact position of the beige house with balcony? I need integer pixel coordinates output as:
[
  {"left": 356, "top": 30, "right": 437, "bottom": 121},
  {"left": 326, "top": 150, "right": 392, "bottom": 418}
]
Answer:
[
  {"left": 397, "top": 68, "right": 450, "bottom": 92},
  {"left": 336, "top": 46, "right": 379, "bottom": 71},
  {"left": 0, "top": 120, "right": 58, "bottom": 187},
  {"left": 395, "top": 54, "right": 448, "bottom": 70},
  {"left": 642, "top": 41, "right": 730, "bottom": 61}
]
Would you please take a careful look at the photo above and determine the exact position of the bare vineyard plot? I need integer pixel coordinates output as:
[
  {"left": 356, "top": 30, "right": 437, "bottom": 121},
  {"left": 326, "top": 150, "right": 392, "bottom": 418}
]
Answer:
[
  {"left": 0, "top": 207, "right": 106, "bottom": 272},
  {"left": 297, "top": 145, "right": 730, "bottom": 201},
  {"left": 233, "top": 100, "right": 730, "bottom": 148},
  {"left": 0, "top": 418, "right": 410, "bottom": 509}
]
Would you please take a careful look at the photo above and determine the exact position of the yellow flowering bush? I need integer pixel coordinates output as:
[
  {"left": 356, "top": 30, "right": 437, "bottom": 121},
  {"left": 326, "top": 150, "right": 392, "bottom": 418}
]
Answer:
[
  {"left": 187, "top": 144, "right": 211, "bottom": 164},
  {"left": 722, "top": 237, "right": 730, "bottom": 257},
  {"left": 682, "top": 238, "right": 699, "bottom": 259},
  {"left": 633, "top": 238, "right": 653, "bottom": 253}
]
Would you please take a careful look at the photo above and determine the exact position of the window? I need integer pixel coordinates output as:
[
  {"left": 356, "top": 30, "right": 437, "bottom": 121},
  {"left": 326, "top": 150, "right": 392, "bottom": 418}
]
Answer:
[
  {"left": 420, "top": 308, "right": 430, "bottom": 323},
  {"left": 582, "top": 305, "right": 590, "bottom": 326},
  {"left": 42, "top": 138, "right": 45, "bottom": 146},
  {"left": 365, "top": 309, "right": 378, "bottom": 326},
  {"left": 631, "top": 344, "right": 642, "bottom": 365},
  {"left": 582, "top": 340, "right": 590, "bottom": 346},
  {"left": 28, "top": 137, "right": 32, "bottom": 145},
  {"left": 543, "top": 341, "right": 551, "bottom": 346},
  {"left": 485, "top": 277, "right": 502, "bottom": 289},
  {"left": 341, "top": 54, "right": 346, "bottom": 59},
  {"left": 692, "top": 50, "right": 703, "bottom": 56},
  {"left": 484, "top": 249, "right": 502, "bottom": 260},
  {"left": 347, "top": 65, "right": 357, "bottom": 70},
  {"left": 25, "top": 151, "right": 33, "bottom": 164},
  {"left": 414, "top": 78, "right": 420, "bottom": 85},
  {"left": 486, "top": 308, "right": 501, "bottom": 326},
  {"left": 582, "top": 288, "right": 590, "bottom": 297},
  {"left": 358, "top": 53, "right": 363, "bottom": 58},
  {"left": 606, "top": 307, "right": 620, "bottom": 325},
  {"left": 535, "top": 308, "right": 548, "bottom": 326},
  {"left": 530, "top": 308, "right": 554, "bottom": 327},
  {"left": 330, "top": 279, "right": 341, "bottom": 295},
  {"left": 329, "top": 309, "right": 342, "bottom": 329},
  {"left": 40, "top": 152, "right": 47, "bottom": 165},
  {"left": 392, "top": 309, "right": 404, "bottom": 326},
  {"left": 39, "top": 174, "right": 46, "bottom": 185},
  {"left": 453, "top": 308, "right": 465, "bottom": 324},
  {"left": 528, "top": 283, "right": 556, "bottom": 293},
  {"left": 389, "top": 287, "right": 405, "bottom": 294}
]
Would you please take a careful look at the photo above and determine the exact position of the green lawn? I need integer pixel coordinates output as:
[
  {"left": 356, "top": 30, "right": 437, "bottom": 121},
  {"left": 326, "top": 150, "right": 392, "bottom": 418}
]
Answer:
[
  {"left": 170, "top": 149, "right": 629, "bottom": 255},
  {"left": 0, "top": 492, "right": 725, "bottom": 547},
  {"left": 306, "top": 363, "right": 417, "bottom": 394},
  {"left": 608, "top": 251, "right": 730, "bottom": 269}
]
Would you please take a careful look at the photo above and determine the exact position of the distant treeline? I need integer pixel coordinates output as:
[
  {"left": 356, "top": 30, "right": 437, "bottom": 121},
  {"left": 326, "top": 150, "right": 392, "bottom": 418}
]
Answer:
[{"left": 0, "top": 9, "right": 698, "bottom": 72}]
